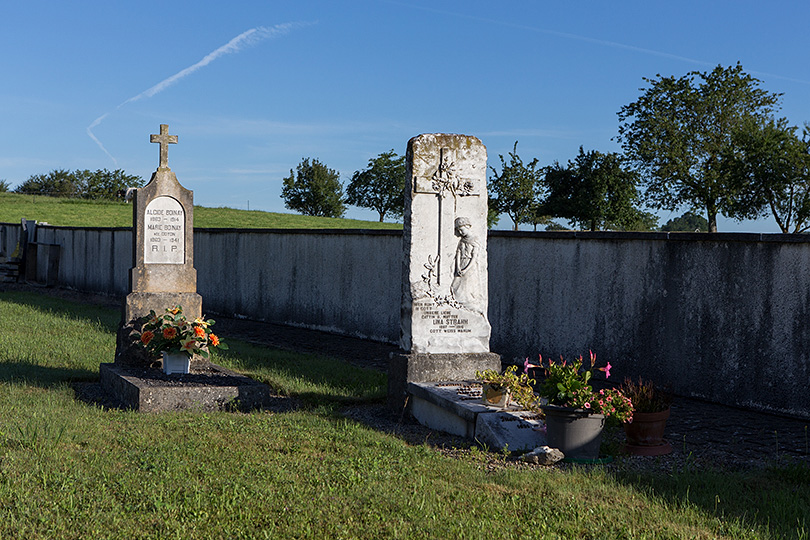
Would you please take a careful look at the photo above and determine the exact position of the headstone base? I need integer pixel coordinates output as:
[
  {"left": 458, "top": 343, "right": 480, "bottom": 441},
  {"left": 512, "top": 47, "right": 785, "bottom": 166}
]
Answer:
[
  {"left": 123, "top": 291, "right": 203, "bottom": 323},
  {"left": 99, "top": 362, "right": 274, "bottom": 412},
  {"left": 387, "top": 351, "right": 501, "bottom": 412},
  {"left": 408, "top": 381, "right": 546, "bottom": 453}
]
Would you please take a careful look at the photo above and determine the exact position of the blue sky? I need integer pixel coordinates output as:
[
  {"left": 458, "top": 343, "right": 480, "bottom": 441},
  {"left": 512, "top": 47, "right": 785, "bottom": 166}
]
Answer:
[{"left": 2, "top": 1, "right": 809, "bottom": 231}]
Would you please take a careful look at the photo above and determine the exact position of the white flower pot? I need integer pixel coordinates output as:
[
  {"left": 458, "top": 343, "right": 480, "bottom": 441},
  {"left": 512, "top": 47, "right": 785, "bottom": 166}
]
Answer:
[{"left": 162, "top": 351, "right": 190, "bottom": 375}]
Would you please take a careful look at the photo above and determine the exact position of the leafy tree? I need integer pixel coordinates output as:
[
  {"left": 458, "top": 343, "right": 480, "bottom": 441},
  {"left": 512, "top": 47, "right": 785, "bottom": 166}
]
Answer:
[
  {"left": 15, "top": 169, "right": 80, "bottom": 198},
  {"left": 14, "top": 168, "right": 143, "bottom": 199},
  {"left": 281, "top": 158, "right": 346, "bottom": 218},
  {"left": 346, "top": 150, "right": 405, "bottom": 222},
  {"left": 721, "top": 119, "right": 810, "bottom": 233},
  {"left": 617, "top": 63, "right": 782, "bottom": 232},
  {"left": 488, "top": 141, "right": 544, "bottom": 231},
  {"left": 543, "top": 147, "right": 645, "bottom": 231},
  {"left": 75, "top": 168, "right": 144, "bottom": 200},
  {"left": 661, "top": 211, "right": 710, "bottom": 232},
  {"left": 0, "top": 180, "right": 10, "bottom": 192}
]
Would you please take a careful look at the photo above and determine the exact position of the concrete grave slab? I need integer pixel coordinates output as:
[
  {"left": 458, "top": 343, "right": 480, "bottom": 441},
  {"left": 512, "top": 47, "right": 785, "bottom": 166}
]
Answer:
[{"left": 100, "top": 362, "right": 275, "bottom": 412}]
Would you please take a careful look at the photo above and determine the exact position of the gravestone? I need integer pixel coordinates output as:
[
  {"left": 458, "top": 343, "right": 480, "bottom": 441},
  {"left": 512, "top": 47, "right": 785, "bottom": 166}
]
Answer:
[
  {"left": 114, "top": 124, "right": 203, "bottom": 368},
  {"left": 388, "top": 133, "right": 501, "bottom": 411}
]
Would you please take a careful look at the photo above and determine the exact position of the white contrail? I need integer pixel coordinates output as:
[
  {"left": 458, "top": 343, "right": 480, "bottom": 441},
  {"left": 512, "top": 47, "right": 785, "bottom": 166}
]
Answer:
[{"left": 88, "top": 22, "right": 313, "bottom": 162}]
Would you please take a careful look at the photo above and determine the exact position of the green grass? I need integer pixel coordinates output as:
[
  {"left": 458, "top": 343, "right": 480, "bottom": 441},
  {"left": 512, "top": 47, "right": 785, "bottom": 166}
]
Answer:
[
  {"left": 1, "top": 290, "right": 808, "bottom": 539},
  {"left": 0, "top": 192, "right": 402, "bottom": 229}
]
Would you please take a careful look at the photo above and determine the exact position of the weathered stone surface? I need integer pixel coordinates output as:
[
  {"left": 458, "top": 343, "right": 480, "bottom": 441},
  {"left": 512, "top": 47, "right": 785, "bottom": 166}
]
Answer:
[
  {"left": 400, "top": 134, "right": 490, "bottom": 354},
  {"left": 388, "top": 351, "right": 500, "bottom": 411},
  {"left": 113, "top": 124, "right": 202, "bottom": 368},
  {"left": 522, "top": 445, "right": 564, "bottom": 465},
  {"left": 476, "top": 410, "right": 546, "bottom": 453},
  {"left": 99, "top": 362, "right": 274, "bottom": 412}
]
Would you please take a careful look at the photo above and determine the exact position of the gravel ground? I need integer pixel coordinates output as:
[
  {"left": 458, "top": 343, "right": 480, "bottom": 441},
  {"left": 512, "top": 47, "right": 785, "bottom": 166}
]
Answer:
[{"left": 4, "top": 282, "right": 810, "bottom": 472}]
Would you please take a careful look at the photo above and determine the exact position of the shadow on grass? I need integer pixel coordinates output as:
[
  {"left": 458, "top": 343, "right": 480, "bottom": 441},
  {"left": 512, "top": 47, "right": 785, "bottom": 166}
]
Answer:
[
  {"left": 613, "top": 462, "right": 810, "bottom": 539},
  {"left": 0, "top": 361, "right": 98, "bottom": 388},
  {"left": 0, "top": 290, "right": 119, "bottom": 333}
]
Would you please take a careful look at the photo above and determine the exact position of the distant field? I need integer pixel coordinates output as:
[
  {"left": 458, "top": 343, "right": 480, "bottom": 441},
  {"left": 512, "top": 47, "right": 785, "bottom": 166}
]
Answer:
[{"left": 0, "top": 192, "right": 402, "bottom": 230}]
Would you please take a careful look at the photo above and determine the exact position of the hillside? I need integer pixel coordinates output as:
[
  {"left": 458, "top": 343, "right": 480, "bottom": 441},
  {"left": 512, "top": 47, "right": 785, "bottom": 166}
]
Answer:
[{"left": 0, "top": 193, "right": 401, "bottom": 230}]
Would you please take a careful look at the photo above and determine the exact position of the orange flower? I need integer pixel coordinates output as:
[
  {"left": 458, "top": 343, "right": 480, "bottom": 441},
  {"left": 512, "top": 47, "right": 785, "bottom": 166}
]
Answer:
[
  {"left": 162, "top": 327, "right": 178, "bottom": 340},
  {"left": 210, "top": 334, "right": 220, "bottom": 347},
  {"left": 140, "top": 330, "right": 154, "bottom": 345},
  {"left": 193, "top": 326, "right": 206, "bottom": 338},
  {"left": 168, "top": 306, "right": 181, "bottom": 315},
  {"left": 181, "top": 338, "right": 196, "bottom": 352}
]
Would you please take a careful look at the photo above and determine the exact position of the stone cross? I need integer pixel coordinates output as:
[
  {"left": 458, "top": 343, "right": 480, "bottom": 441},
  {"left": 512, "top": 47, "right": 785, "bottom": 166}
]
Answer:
[
  {"left": 150, "top": 124, "right": 178, "bottom": 169},
  {"left": 413, "top": 147, "right": 479, "bottom": 283}
]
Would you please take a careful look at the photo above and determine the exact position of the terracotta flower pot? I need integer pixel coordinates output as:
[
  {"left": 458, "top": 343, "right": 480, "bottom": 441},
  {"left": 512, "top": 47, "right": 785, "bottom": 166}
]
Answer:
[
  {"left": 623, "top": 407, "right": 672, "bottom": 456},
  {"left": 482, "top": 383, "right": 511, "bottom": 408}
]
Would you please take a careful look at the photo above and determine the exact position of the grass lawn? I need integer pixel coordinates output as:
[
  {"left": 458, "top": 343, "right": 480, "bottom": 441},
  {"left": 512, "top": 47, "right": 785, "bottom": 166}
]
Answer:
[
  {"left": 0, "top": 290, "right": 808, "bottom": 539},
  {"left": 0, "top": 192, "right": 402, "bottom": 230}
]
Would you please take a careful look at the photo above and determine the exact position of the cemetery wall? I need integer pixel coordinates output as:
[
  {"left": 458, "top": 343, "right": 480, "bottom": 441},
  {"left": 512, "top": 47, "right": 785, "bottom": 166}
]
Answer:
[{"left": 3, "top": 221, "right": 810, "bottom": 417}]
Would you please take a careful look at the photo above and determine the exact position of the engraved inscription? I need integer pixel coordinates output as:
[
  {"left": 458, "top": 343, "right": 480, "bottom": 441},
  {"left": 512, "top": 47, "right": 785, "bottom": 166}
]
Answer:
[{"left": 144, "top": 196, "right": 184, "bottom": 264}]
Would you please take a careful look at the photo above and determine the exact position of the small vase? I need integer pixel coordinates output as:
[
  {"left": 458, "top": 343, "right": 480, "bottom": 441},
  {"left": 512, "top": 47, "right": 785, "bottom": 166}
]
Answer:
[
  {"left": 481, "top": 383, "right": 511, "bottom": 408},
  {"left": 623, "top": 407, "right": 672, "bottom": 456},
  {"left": 162, "top": 351, "right": 190, "bottom": 375},
  {"left": 542, "top": 404, "right": 605, "bottom": 461}
]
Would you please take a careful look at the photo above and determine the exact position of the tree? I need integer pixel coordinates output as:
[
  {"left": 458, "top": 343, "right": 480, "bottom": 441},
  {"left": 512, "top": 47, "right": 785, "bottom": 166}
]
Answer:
[
  {"left": 0, "top": 180, "right": 10, "bottom": 192},
  {"left": 13, "top": 168, "right": 143, "bottom": 199},
  {"left": 281, "top": 158, "right": 346, "bottom": 218},
  {"left": 661, "top": 211, "right": 710, "bottom": 232},
  {"left": 15, "top": 169, "right": 79, "bottom": 198},
  {"left": 488, "top": 141, "right": 544, "bottom": 231},
  {"left": 345, "top": 150, "right": 405, "bottom": 222},
  {"left": 543, "top": 147, "right": 646, "bottom": 231},
  {"left": 75, "top": 168, "right": 144, "bottom": 200},
  {"left": 721, "top": 119, "right": 810, "bottom": 233},
  {"left": 617, "top": 63, "right": 782, "bottom": 232}
]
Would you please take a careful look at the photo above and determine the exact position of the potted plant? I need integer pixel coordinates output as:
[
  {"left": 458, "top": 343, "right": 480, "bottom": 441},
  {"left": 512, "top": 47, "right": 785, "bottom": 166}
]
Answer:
[
  {"left": 136, "top": 305, "right": 228, "bottom": 374},
  {"left": 475, "top": 364, "right": 538, "bottom": 410},
  {"left": 535, "top": 351, "right": 634, "bottom": 461},
  {"left": 619, "top": 376, "right": 673, "bottom": 455}
]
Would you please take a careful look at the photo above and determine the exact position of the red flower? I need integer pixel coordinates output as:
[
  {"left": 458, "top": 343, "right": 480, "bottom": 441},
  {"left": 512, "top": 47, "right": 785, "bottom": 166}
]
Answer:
[
  {"left": 193, "top": 326, "right": 206, "bottom": 338},
  {"left": 140, "top": 330, "right": 154, "bottom": 345},
  {"left": 210, "top": 334, "right": 220, "bottom": 347},
  {"left": 163, "top": 327, "right": 178, "bottom": 340}
]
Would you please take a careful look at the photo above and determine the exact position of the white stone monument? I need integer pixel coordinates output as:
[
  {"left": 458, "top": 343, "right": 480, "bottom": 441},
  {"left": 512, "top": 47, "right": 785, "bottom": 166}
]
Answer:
[{"left": 389, "top": 134, "right": 501, "bottom": 410}]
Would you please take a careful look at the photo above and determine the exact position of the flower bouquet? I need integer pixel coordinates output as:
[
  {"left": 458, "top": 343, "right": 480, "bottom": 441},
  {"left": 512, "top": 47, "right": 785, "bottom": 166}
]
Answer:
[
  {"left": 136, "top": 305, "right": 228, "bottom": 360},
  {"left": 475, "top": 364, "right": 538, "bottom": 410}
]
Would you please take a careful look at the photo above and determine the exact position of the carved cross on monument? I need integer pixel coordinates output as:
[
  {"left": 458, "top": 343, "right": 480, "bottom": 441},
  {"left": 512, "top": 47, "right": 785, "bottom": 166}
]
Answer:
[
  {"left": 150, "top": 124, "right": 178, "bottom": 169},
  {"left": 413, "top": 147, "right": 479, "bottom": 284}
]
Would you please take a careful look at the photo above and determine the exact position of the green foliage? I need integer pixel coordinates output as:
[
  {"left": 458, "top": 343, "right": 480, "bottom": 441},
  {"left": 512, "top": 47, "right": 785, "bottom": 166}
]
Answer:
[
  {"left": 14, "top": 168, "right": 143, "bottom": 200},
  {"left": 488, "top": 141, "right": 544, "bottom": 231},
  {"left": 543, "top": 147, "right": 647, "bottom": 231},
  {"left": 281, "top": 157, "right": 346, "bottom": 218},
  {"left": 617, "top": 63, "right": 783, "bottom": 233},
  {"left": 0, "top": 180, "right": 10, "bottom": 192},
  {"left": 619, "top": 376, "right": 674, "bottom": 413},
  {"left": 136, "top": 305, "right": 227, "bottom": 360},
  {"left": 346, "top": 150, "right": 405, "bottom": 222},
  {"left": 662, "top": 211, "right": 710, "bottom": 232},
  {"left": 721, "top": 119, "right": 810, "bottom": 233},
  {"left": 475, "top": 364, "right": 538, "bottom": 411}
]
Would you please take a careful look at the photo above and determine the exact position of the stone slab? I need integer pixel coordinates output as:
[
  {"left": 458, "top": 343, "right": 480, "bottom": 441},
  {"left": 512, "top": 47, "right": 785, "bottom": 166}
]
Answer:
[
  {"left": 475, "top": 409, "right": 546, "bottom": 453},
  {"left": 408, "top": 381, "right": 546, "bottom": 453},
  {"left": 99, "top": 362, "right": 273, "bottom": 412},
  {"left": 388, "top": 351, "right": 500, "bottom": 411}
]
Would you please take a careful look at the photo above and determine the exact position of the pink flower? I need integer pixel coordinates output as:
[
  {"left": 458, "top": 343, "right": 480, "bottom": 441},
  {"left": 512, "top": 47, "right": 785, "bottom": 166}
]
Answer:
[
  {"left": 599, "top": 361, "right": 612, "bottom": 379},
  {"left": 589, "top": 350, "right": 596, "bottom": 366},
  {"left": 584, "top": 402, "right": 591, "bottom": 409}
]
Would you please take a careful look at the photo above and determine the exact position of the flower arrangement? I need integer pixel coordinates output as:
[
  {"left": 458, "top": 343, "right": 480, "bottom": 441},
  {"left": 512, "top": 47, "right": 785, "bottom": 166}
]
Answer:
[
  {"left": 475, "top": 364, "right": 539, "bottom": 411},
  {"left": 619, "top": 376, "right": 673, "bottom": 414},
  {"left": 136, "top": 305, "right": 228, "bottom": 359},
  {"left": 536, "top": 351, "right": 633, "bottom": 424}
]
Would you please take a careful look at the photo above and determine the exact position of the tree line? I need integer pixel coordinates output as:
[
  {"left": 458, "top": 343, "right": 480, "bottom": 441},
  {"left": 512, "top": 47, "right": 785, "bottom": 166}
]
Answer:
[
  {"left": 283, "top": 62, "right": 810, "bottom": 233},
  {"left": 8, "top": 169, "right": 144, "bottom": 200}
]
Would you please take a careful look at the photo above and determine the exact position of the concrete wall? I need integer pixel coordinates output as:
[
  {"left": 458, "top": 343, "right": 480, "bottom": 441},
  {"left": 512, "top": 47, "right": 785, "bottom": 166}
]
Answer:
[
  {"left": 3, "top": 221, "right": 809, "bottom": 417},
  {"left": 488, "top": 231, "right": 810, "bottom": 418},
  {"left": 194, "top": 229, "right": 400, "bottom": 342}
]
